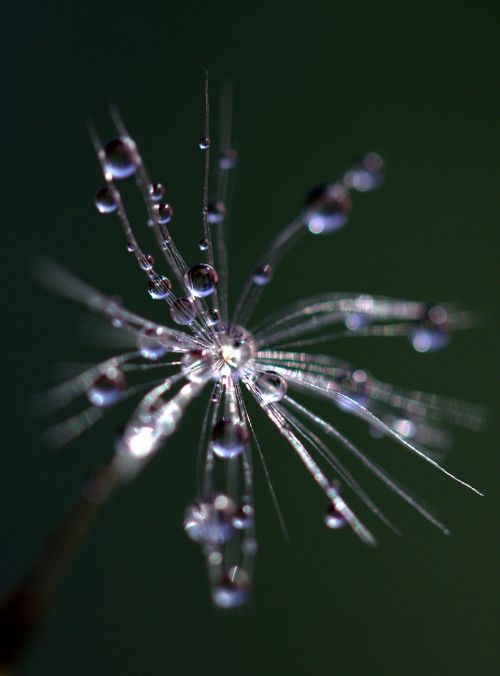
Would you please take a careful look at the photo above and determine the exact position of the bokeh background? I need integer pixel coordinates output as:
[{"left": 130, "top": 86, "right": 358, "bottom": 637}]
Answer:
[{"left": 3, "top": 1, "right": 499, "bottom": 674}]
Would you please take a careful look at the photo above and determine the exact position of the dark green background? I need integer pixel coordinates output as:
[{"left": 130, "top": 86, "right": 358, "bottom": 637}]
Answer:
[{"left": 3, "top": 2, "right": 499, "bottom": 675}]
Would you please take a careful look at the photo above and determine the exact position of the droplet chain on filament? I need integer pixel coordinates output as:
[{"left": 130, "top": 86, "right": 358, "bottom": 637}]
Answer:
[{"left": 6, "top": 73, "right": 486, "bottom": 650}]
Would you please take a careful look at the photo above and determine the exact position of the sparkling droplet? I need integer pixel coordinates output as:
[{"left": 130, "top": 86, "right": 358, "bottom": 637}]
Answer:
[
  {"left": 183, "top": 494, "right": 236, "bottom": 546},
  {"left": 149, "top": 182, "right": 165, "bottom": 201},
  {"left": 103, "top": 137, "right": 137, "bottom": 179},
  {"left": 218, "top": 148, "right": 238, "bottom": 170},
  {"left": 207, "top": 201, "right": 226, "bottom": 224},
  {"left": 95, "top": 186, "right": 118, "bottom": 214},
  {"left": 87, "top": 368, "right": 125, "bottom": 407},
  {"left": 126, "top": 242, "right": 137, "bottom": 253},
  {"left": 305, "top": 184, "right": 351, "bottom": 234},
  {"left": 254, "top": 371, "right": 287, "bottom": 403},
  {"left": 218, "top": 326, "right": 256, "bottom": 370},
  {"left": 212, "top": 567, "right": 250, "bottom": 609},
  {"left": 198, "top": 136, "right": 210, "bottom": 150},
  {"left": 232, "top": 504, "right": 253, "bottom": 530},
  {"left": 181, "top": 350, "right": 215, "bottom": 383},
  {"left": 156, "top": 202, "right": 173, "bottom": 224},
  {"left": 343, "top": 152, "right": 386, "bottom": 192},
  {"left": 324, "top": 503, "right": 347, "bottom": 530},
  {"left": 198, "top": 238, "right": 209, "bottom": 251},
  {"left": 212, "top": 418, "right": 248, "bottom": 459},
  {"left": 148, "top": 275, "right": 172, "bottom": 300},
  {"left": 138, "top": 327, "right": 168, "bottom": 360},
  {"left": 252, "top": 264, "right": 273, "bottom": 285},
  {"left": 185, "top": 263, "right": 219, "bottom": 298},
  {"left": 170, "top": 297, "right": 196, "bottom": 325},
  {"left": 139, "top": 254, "right": 155, "bottom": 271}
]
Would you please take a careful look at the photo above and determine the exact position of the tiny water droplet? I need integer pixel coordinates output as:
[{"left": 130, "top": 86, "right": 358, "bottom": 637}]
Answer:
[
  {"left": 183, "top": 494, "right": 236, "bottom": 546},
  {"left": 95, "top": 186, "right": 118, "bottom": 214},
  {"left": 324, "top": 503, "right": 347, "bottom": 530},
  {"left": 198, "top": 137, "right": 210, "bottom": 150},
  {"left": 139, "top": 254, "right": 155, "bottom": 271},
  {"left": 205, "top": 308, "right": 220, "bottom": 326},
  {"left": 218, "top": 148, "right": 237, "bottom": 170},
  {"left": 212, "top": 418, "right": 248, "bottom": 459},
  {"left": 103, "top": 137, "right": 137, "bottom": 179},
  {"left": 343, "top": 153, "right": 385, "bottom": 192},
  {"left": 148, "top": 275, "right": 172, "bottom": 300},
  {"left": 305, "top": 184, "right": 351, "bottom": 234},
  {"left": 126, "top": 242, "right": 137, "bottom": 253},
  {"left": 87, "top": 368, "right": 125, "bottom": 407},
  {"left": 185, "top": 263, "right": 219, "bottom": 298},
  {"left": 149, "top": 182, "right": 165, "bottom": 201},
  {"left": 252, "top": 264, "right": 273, "bottom": 285},
  {"left": 207, "top": 201, "right": 226, "bottom": 224},
  {"left": 232, "top": 504, "right": 253, "bottom": 530},
  {"left": 156, "top": 202, "right": 173, "bottom": 224},
  {"left": 212, "top": 567, "right": 250, "bottom": 609},
  {"left": 198, "top": 238, "right": 209, "bottom": 251},
  {"left": 170, "top": 297, "right": 196, "bottom": 325}
]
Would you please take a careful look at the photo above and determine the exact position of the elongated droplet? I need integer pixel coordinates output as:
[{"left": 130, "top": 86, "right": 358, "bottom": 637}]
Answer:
[
  {"left": 170, "top": 297, "right": 196, "bottom": 325},
  {"left": 212, "top": 567, "right": 250, "bottom": 608},
  {"left": 87, "top": 368, "right": 125, "bottom": 407},
  {"left": 212, "top": 418, "right": 248, "bottom": 459},
  {"left": 254, "top": 371, "right": 287, "bottom": 403},
  {"left": 305, "top": 184, "right": 351, "bottom": 234}
]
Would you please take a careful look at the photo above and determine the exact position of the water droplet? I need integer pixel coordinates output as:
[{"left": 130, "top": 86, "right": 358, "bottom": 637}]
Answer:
[
  {"left": 254, "top": 371, "right": 287, "bottom": 403},
  {"left": 212, "top": 418, "right": 248, "bottom": 459},
  {"left": 212, "top": 567, "right": 250, "bottom": 609},
  {"left": 149, "top": 182, "right": 165, "bottom": 201},
  {"left": 126, "top": 242, "right": 137, "bottom": 253},
  {"left": 87, "top": 368, "right": 125, "bottom": 407},
  {"left": 344, "top": 313, "right": 373, "bottom": 331},
  {"left": 232, "top": 504, "right": 253, "bottom": 530},
  {"left": 207, "top": 201, "right": 226, "bottom": 224},
  {"left": 343, "top": 153, "right": 385, "bottom": 192},
  {"left": 148, "top": 275, "right": 172, "bottom": 300},
  {"left": 185, "top": 263, "right": 219, "bottom": 298},
  {"left": 218, "top": 148, "right": 238, "bottom": 170},
  {"left": 156, "top": 202, "right": 173, "bottom": 224},
  {"left": 170, "top": 297, "right": 196, "bottom": 325},
  {"left": 252, "top": 264, "right": 273, "bottom": 285},
  {"left": 183, "top": 494, "right": 236, "bottom": 546},
  {"left": 95, "top": 186, "right": 118, "bottom": 214},
  {"left": 205, "top": 308, "right": 220, "bottom": 326},
  {"left": 218, "top": 326, "right": 256, "bottom": 370},
  {"left": 410, "top": 305, "right": 450, "bottom": 353},
  {"left": 198, "top": 238, "right": 209, "bottom": 251},
  {"left": 181, "top": 350, "right": 215, "bottom": 383},
  {"left": 139, "top": 254, "right": 155, "bottom": 271},
  {"left": 103, "top": 137, "right": 137, "bottom": 179},
  {"left": 138, "top": 327, "right": 168, "bottom": 360},
  {"left": 198, "top": 137, "right": 210, "bottom": 150},
  {"left": 324, "top": 503, "right": 347, "bottom": 530},
  {"left": 305, "top": 184, "right": 351, "bottom": 234}
]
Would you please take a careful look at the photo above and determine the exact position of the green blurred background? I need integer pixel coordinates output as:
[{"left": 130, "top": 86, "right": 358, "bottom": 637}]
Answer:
[{"left": 3, "top": 1, "right": 499, "bottom": 674}]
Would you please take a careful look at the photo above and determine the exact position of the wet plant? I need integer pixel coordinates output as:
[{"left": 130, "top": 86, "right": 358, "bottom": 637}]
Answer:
[{"left": 0, "top": 75, "right": 485, "bottom": 666}]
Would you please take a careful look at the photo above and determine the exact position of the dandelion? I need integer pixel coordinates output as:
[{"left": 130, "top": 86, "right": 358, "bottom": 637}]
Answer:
[{"left": 0, "top": 74, "right": 485, "bottom": 667}]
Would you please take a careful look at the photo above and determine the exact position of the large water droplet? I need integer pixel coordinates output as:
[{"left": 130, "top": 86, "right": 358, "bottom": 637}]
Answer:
[
  {"left": 87, "top": 368, "right": 125, "bottom": 407},
  {"left": 170, "top": 297, "right": 196, "bottom": 325},
  {"left": 212, "top": 567, "right": 250, "bottom": 608},
  {"left": 343, "top": 152, "right": 385, "bottom": 192},
  {"left": 254, "top": 371, "right": 287, "bottom": 403},
  {"left": 183, "top": 494, "right": 236, "bottom": 546},
  {"left": 156, "top": 202, "right": 173, "bottom": 224},
  {"left": 148, "top": 275, "right": 172, "bottom": 300},
  {"left": 185, "top": 264, "right": 219, "bottom": 298},
  {"left": 95, "top": 186, "right": 118, "bottom": 214},
  {"left": 138, "top": 327, "right": 168, "bottom": 360},
  {"left": 103, "top": 137, "right": 137, "bottom": 179},
  {"left": 212, "top": 418, "right": 248, "bottom": 459},
  {"left": 305, "top": 184, "right": 351, "bottom": 234},
  {"left": 218, "top": 326, "right": 256, "bottom": 371}
]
